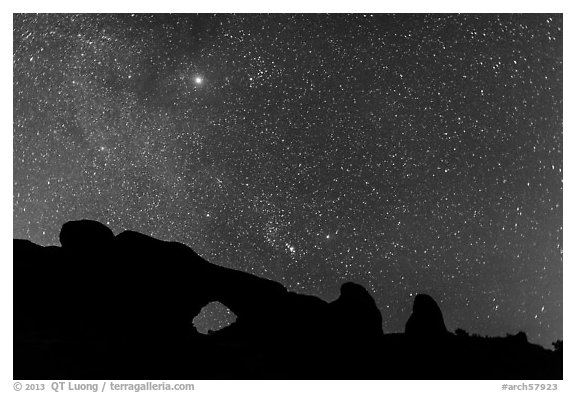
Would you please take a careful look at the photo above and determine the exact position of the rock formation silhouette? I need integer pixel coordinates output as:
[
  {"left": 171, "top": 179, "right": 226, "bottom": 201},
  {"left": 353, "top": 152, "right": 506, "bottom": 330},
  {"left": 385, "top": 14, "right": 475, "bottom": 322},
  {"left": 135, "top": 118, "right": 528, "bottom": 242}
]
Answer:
[
  {"left": 13, "top": 220, "right": 562, "bottom": 379},
  {"left": 405, "top": 293, "right": 448, "bottom": 338}
]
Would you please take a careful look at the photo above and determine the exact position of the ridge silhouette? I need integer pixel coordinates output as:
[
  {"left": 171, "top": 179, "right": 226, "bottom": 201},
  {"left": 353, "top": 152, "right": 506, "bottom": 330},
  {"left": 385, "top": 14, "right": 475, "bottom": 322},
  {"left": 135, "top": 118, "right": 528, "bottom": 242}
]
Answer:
[{"left": 14, "top": 220, "right": 562, "bottom": 379}]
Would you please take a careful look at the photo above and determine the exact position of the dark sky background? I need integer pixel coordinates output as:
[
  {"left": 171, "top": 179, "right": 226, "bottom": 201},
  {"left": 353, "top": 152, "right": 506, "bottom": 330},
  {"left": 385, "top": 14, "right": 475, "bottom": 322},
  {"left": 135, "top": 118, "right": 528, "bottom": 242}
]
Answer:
[{"left": 13, "top": 14, "right": 562, "bottom": 346}]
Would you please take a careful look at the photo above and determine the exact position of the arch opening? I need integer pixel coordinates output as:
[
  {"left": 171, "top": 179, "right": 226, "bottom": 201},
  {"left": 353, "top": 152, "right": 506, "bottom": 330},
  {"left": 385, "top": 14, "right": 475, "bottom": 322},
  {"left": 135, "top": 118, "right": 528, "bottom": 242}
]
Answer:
[{"left": 192, "top": 301, "right": 237, "bottom": 335}]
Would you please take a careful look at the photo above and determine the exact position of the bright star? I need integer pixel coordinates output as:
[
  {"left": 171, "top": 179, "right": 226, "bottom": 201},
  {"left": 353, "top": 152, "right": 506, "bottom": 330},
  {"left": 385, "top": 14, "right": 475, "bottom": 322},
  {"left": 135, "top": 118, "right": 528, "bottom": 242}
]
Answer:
[
  {"left": 286, "top": 242, "right": 296, "bottom": 254},
  {"left": 194, "top": 76, "right": 203, "bottom": 85}
]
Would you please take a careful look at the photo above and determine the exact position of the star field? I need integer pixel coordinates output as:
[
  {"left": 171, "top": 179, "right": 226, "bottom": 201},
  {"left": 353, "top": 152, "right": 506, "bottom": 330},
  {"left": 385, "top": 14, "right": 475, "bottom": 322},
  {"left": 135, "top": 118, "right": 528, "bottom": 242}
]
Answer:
[{"left": 13, "top": 14, "right": 562, "bottom": 346}]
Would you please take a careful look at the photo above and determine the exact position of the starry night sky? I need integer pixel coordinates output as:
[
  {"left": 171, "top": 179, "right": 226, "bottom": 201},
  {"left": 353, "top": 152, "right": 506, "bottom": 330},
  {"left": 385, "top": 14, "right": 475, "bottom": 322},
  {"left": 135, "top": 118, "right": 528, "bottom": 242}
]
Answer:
[{"left": 13, "top": 14, "right": 562, "bottom": 346}]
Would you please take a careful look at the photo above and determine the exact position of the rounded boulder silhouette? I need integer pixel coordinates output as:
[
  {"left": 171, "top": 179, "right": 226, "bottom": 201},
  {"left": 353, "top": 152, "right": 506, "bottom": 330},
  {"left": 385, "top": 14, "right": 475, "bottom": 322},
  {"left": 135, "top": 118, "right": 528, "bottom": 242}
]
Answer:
[{"left": 405, "top": 293, "right": 448, "bottom": 337}]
